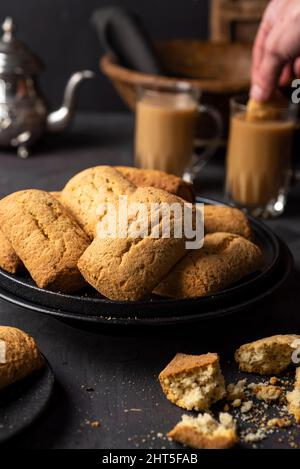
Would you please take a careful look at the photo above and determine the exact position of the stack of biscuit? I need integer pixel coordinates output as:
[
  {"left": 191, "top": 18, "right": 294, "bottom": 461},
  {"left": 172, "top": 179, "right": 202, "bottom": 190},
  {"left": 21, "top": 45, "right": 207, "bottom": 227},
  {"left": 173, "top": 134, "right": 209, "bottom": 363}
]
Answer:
[{"left": 0, "top": 166, "right": 263, "bottom": 301}]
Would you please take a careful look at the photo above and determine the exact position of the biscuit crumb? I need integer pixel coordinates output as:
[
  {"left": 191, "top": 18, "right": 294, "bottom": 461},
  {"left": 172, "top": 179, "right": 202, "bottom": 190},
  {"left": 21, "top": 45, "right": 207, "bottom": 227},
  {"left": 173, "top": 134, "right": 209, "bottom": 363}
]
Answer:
[
  {"left": 241, "top": 401, "right": 253, "bottom": 413},
  {"left": 90, "top": 420, "right": 100, "bottom": 428},
  {"left": 267, "top": 417, "right": 291, "bottom": 428},
  {"left": 227, "top": 379, "right": 247, "bottom": 401},
  {"left": 232, "top": 399, "right": 242, "bottom": 408},
  {"left": 244, "top": 428, "right": 267, "bottom": 443},
  {"left": 252, "top": 384, "right": 283, "bottom": 402},
  {"left": 124, "top": 408, "right": 142, "bottom": 413},
  {"left": 167, "top": 412, "right": 238, "bottom": 449}
]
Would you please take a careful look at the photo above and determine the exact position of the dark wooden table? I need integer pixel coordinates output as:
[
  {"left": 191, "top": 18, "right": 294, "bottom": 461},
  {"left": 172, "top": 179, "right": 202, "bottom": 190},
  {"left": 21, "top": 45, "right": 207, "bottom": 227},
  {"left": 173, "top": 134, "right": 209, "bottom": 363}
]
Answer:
[{"left": 1, "top": 113, "right": 300, "bottom": 449}]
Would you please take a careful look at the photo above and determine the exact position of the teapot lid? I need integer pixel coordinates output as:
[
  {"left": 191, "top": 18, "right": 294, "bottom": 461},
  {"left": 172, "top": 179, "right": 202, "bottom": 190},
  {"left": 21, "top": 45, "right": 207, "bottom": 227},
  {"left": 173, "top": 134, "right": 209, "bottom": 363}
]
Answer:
[{"left": 0, "top": 17, "right": 43, "bottom": 74}]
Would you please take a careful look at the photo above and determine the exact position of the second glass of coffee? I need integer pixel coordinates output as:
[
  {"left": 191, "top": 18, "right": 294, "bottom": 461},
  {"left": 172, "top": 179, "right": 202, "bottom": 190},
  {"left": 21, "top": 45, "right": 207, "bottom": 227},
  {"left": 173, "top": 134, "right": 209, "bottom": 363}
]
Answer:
[
  {"left": 134, "top": 83, "right": 222, "bottom": 181},
  {"left": 226, "top": 96, "right": 297, "bottom": 218}
]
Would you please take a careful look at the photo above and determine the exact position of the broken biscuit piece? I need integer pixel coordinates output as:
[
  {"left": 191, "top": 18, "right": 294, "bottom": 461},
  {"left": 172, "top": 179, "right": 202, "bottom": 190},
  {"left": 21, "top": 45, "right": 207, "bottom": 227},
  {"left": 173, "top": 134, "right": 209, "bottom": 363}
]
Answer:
[
  {"left": 287, "top": 368, "right": 300, "bottom": 423},
  {"left": 168, "top": 412, "right": 238, "bottom": 449},
  {"left": 226, "top": 379, "right": 247, "bottom": 401},
  {"left": 235, "top": 335, "right": 300, "bottom": 375},
  {"left": 159, "top": 353, "right": 225, "bottom": 411},
  {"left": 251, "top": 384, "right": 283, "bottom": 402}
]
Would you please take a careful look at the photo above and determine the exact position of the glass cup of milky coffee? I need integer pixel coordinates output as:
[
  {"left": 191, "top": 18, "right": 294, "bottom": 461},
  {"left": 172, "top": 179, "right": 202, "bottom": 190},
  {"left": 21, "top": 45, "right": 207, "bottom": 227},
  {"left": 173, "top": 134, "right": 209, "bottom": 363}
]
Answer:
[
  {"left": 134, "top": 82, "right": 222, "bottom": 182},
  {"left": 225, "top": 95, "right": 298, "bottom": 218}
]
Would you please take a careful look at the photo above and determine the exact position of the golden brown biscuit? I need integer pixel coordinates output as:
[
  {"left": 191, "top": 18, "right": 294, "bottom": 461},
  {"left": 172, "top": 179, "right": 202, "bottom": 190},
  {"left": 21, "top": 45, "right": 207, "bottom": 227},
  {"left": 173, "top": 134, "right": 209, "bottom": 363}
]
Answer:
[
  {"left": 168, "top": 413, "right": 238, "bottom": 449},
  {"left": 235, "top": 334, "right": 300, "bottom": 375},
  {"left": 0, "top": 190, "right": 89, "bottom": 292},
  {"left": 204, "top": 205, "right": 252, "bottom": 240},
  {"left": 246, "top": 95, "right": 287, "bottom": 122},
  {"left": 50, "top": 191, "right": 62, "bottom": 202},
  {"left": 61, "top": 166, "right": 136, "bottom": 238},
  {"left": 0, "top": 228, "right": 21, "bottom": 274},
  {"left": 155, "top": 232, "right": 263, "bottom": 299},
  {"left": 116, "top": 166, "right": 195, "bottom": 202},
  {"left": 159, "top": 353, "right": 225, "bottom": 411},
  {"left": 0, "top": 191, "right": 66, "bottom": 275},
  {"left": 78, "top": 187, "right": 189, "bottom": 301},
  {"left": 0, "top": 326, "right": 44, "bottom": 390}
]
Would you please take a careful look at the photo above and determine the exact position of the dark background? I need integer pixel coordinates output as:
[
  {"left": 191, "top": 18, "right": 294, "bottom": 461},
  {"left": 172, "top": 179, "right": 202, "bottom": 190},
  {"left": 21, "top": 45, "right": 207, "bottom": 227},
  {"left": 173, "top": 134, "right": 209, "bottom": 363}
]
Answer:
[{"left": 0, "top": 0, "right": 209, "bottom": 111}]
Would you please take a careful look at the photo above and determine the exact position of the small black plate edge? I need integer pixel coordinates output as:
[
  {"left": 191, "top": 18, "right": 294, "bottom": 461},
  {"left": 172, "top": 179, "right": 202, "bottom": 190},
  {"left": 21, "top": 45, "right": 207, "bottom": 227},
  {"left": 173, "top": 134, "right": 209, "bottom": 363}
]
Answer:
[{"left": 0, "top": 356, "right": 55, "bottom": 444}]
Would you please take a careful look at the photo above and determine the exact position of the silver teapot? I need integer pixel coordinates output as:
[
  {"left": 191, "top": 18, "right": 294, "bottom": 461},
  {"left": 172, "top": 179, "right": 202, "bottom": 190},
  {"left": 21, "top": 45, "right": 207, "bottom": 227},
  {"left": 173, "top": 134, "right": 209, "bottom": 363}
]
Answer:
[{"left": 0, "top": 17, "right": 94, "bottom": 158}]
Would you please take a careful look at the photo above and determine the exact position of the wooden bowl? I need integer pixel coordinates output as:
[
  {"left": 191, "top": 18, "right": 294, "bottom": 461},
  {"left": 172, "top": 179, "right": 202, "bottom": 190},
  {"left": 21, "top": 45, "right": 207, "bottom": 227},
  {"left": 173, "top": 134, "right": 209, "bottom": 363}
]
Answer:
[{"left": 100, "top": 39, "right": 252, "bottom": 139}]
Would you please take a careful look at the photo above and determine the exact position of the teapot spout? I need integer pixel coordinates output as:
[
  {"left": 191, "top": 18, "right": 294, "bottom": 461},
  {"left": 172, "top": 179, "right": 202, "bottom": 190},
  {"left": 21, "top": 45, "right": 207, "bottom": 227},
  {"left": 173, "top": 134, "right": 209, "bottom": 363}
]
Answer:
[{"left": 47, "top": 70, "right": 95, "bottom": 133}]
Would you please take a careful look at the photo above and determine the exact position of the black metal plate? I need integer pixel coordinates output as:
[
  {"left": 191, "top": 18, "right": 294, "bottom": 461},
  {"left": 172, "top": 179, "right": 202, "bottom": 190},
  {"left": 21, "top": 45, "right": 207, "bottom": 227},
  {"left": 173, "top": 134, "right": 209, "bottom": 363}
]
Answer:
[
  {"left": 0, "top": 358, "right": 54, "bottom": 443},
  {"left": 0, "top": 243, "right": 292, "bottom": 329},
  {"left": 0, "top": 198, "right": 293, "bottom": 328}
]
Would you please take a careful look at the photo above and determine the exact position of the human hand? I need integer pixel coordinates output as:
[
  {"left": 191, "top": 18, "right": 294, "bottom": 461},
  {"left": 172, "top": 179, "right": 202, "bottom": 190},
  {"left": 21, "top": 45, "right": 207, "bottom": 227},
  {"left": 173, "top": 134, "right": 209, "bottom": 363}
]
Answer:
[{"left": 251, "top": 0, "right": 300, "bottom": 102}]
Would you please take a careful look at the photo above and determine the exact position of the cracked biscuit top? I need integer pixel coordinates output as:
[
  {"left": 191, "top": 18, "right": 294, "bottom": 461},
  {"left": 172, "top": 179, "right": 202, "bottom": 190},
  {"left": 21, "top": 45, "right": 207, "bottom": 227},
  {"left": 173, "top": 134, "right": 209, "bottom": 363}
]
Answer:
[
  {"left": 155, "top": 232, "right": 263, "bottom": 299},
  {"left": 0, "top": 189, "right": 90, "bottom": 292},
  {"left": 62, "top": 166, "right": 136, "bottom": 238},
  {"left": 78, "top": 186, "right": 189, "bottom": 301}
]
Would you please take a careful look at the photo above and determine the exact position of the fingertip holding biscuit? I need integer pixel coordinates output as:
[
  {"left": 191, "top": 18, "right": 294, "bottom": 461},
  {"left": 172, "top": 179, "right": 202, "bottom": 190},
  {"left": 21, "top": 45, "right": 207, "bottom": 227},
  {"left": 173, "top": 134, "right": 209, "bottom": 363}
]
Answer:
[{"left": 246, "top": 94, "right": 287, "bottom": 122}]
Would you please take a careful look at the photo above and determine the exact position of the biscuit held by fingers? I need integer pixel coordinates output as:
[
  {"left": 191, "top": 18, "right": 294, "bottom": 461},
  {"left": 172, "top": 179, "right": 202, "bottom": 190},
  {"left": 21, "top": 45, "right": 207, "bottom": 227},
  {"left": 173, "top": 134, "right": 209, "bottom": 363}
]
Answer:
[{"left": 246, "top": 94, "right": 288, "bottom": 122}]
